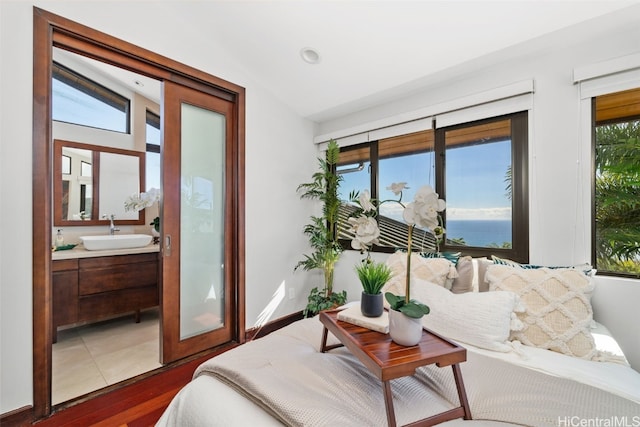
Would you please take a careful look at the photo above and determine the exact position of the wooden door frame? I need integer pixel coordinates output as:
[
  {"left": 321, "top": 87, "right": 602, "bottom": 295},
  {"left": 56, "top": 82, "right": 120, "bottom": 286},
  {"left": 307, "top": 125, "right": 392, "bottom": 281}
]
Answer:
[{"left": 33, "top": 7, "right": 245, "bottom": 419}]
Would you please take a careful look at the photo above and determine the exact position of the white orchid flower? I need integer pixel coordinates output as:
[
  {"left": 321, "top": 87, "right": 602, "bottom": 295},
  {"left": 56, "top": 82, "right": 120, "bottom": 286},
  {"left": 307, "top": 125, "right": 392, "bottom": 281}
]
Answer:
[
  {"left": 124, "top": 188, "right": 161, "bottom": 212},
  {"left": 348, "top": 215, "right": 380, "bottom": 251},
  {"left": 358, "top": 190, "right": 376, "bottom": 213},
  {"left": 413, "top": 185, "right": 446, "bottom": 212},
  {"left": 402, "top": 185, "right": 445, "bottom": 230},
  {"left": 386, "top": 182, "right": 408, "bottom": 196}
]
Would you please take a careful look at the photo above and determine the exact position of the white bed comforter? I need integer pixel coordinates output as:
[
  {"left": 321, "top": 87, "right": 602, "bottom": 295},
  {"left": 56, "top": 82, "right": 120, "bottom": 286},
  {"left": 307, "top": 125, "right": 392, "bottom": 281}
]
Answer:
[{"left": 158, "top": 318, "right": 640, "bottom": 427}]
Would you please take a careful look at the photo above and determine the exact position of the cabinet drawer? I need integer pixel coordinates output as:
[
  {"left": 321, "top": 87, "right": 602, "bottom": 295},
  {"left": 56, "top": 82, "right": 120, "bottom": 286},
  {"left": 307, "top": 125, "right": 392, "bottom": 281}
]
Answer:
[
  {"left": 79, "top": 261, "right": 158, "bottom": 295},
  {"left": 78, "top": 252, "right": 158, "bottom": 269},
  {"left": 78, "top": 286, "right": 158, "bottom": 321},
  {"left": 53, "top": 258, "right": 79, "bottom": 272}
]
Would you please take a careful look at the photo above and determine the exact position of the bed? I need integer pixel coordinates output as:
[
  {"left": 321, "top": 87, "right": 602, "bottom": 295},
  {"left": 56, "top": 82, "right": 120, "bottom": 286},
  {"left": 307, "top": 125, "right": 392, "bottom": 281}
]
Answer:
[{"left": 157, "top": 256, "right": 640, "bottom": 426}]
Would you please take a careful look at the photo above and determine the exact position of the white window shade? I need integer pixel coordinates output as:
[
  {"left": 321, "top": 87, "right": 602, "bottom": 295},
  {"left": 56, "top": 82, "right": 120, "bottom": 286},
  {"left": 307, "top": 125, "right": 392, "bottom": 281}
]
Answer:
[
  {"left": 575, "top": 52, "right": 640, "bottom": 99},
  {"left": 368, "top": 117, "right": 433, "bottom": 140},
  {"left": 435, "top": 93, "right": 533, "bottom": 128},
  {"left": 317, "top": 117, "right": 433, "bottom": 151}
]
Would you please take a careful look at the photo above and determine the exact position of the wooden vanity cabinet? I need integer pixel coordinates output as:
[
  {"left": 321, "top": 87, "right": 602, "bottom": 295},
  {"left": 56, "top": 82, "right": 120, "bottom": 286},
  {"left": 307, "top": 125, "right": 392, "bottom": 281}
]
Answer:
[
  {"left": 52, "top": 252, "right": 159, "bottom": 342},
  {"left": 52, "top": 258, "right": 79, "bottom": 339}
]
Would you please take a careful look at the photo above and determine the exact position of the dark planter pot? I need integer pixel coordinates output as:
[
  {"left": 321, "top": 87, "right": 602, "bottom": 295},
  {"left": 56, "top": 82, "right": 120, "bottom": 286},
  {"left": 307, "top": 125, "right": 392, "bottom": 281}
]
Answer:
[{"left": 361, "top": 291, "right": 384, "bottom": 317}]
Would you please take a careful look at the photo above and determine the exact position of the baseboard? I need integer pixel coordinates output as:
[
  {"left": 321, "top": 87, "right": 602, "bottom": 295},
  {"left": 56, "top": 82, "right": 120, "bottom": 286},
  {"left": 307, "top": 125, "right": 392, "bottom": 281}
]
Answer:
[
  {"left": 245, "top": 310, "right": 304, "bottom": 341},
  {"left": 0, "top": 405, "right": 33, "bottom": 427}
]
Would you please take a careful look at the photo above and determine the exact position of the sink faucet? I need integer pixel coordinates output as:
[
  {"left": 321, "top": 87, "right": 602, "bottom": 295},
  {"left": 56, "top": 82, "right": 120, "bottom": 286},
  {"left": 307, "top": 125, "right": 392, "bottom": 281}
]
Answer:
[{"left": 103, "top": 214, "right": 120, "bottom": 235}]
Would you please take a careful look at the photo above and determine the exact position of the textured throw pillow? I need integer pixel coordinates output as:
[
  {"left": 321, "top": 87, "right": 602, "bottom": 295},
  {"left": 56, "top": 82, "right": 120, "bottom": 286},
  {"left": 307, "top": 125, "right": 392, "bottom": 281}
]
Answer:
[
  {"left": 486, "top": 264, "right": 597, "bottom": 359},
  {"left": 451, "top": 256, "right": 474, "bottom": 294},
  {"left": 384, "top": 251, "right": 457, "bottom": 293},
  {"left": 408, "top": 277, "right": 523, "bottom": 352},
  {"left": 491, "top": 255, "right": 593, "bottom": 275}
]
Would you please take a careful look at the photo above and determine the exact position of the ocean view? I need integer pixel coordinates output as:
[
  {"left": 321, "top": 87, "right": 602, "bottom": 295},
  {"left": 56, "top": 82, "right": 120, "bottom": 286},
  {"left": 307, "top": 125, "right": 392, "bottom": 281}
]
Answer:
[{"left": 446, "top": 219, "right": 512, "bottom": 247}]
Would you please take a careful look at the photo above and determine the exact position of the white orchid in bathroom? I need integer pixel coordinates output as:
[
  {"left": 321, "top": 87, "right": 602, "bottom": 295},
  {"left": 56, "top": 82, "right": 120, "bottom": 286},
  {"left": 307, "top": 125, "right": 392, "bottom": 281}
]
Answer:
[{"left": 124, "top": 188, "right": 161, "bottom": 212}]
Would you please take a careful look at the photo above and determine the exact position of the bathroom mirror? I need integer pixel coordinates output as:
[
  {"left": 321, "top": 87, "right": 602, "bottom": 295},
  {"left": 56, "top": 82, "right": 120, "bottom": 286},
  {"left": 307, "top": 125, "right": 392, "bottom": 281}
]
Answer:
[{"left": 53, "top": 139, "right": 146, "bottom": 226}]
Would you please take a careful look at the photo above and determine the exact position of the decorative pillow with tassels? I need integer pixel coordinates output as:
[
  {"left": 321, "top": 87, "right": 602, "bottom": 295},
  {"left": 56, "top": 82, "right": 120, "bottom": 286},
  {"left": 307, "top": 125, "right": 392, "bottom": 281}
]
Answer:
[{"left": 486, "top": 264, "right": 597, "bottom": 359}]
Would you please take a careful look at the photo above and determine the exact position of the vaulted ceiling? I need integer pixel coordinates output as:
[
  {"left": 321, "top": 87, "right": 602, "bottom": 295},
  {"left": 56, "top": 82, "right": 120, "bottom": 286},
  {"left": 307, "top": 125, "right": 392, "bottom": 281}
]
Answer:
[{"left": 57, "top": 0, "right": 640, "bottom": 122}]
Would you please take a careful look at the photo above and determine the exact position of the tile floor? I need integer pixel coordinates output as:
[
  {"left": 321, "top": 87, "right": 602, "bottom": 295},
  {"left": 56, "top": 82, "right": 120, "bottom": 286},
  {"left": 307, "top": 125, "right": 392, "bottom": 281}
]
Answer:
[{"left": 52, "top": 308, "right": 162, "bottom": 405}]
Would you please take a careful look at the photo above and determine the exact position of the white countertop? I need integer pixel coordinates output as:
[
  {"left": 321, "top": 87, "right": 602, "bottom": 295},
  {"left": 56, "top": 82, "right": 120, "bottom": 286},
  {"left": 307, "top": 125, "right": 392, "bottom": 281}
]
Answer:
[{"left": 52, "top": 243, "right": 160, "bottom": 260}]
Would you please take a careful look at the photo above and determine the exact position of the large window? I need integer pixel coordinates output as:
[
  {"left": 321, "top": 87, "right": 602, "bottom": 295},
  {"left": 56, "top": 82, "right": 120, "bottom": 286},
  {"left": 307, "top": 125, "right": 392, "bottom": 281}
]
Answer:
[
  {"left": 338, "top": 111, "right": 528, "bottom": 261},
  {"left": 593, "top": 87, "right": 640, "bottom": 277},
  {"left": 52, "top": 61, "right": 130, "bottom": 133}
]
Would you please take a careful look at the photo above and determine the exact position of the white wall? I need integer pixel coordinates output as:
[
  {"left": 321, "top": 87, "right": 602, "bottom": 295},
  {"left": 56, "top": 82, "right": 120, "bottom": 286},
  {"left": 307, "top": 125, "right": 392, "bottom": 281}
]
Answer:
[
  {"left": 0, "top": 1, "right": 317, "bottom": 414},
  {"left": 321, "top": 7, "right": 640, "bottom": 371}
]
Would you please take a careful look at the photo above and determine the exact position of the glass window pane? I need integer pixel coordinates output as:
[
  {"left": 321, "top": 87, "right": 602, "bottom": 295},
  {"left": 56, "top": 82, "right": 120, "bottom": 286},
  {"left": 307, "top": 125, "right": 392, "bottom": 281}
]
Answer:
[
  {"left": 52, "top": 64, "right": 129, "bottom": 133},
  {"left": 378, "top": 130, "right": 435, "bottom": 251},
  {"left": 338, "top": 145, "right": 371, "bottom": 241},
  {"left": 594, "top": 117, "right": 640, "bottom": 275},
  {"left": 146, "top": 110, "right": 161, "bottom": 146},
  {"left": 145, "top": 110, "right": 161, "bottom": 191},
  {"left": 179, "top": 103, "right": 226, "bottom": 340},
  {"left": 445, "top": 119, "right": 513, "bottom": 249}
]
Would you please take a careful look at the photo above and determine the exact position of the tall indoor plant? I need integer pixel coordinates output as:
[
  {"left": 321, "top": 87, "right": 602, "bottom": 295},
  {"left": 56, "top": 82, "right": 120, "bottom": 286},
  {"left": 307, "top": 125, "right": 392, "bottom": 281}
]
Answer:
[{"left": 295, "top": 140, "right": 347, "bottom": 317}]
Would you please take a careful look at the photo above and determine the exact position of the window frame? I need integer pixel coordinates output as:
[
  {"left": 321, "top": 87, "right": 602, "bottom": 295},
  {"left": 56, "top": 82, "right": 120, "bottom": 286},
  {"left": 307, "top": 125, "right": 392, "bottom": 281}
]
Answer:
[{"left": 338, "top": 111, "right": 529, "bottom": 262}]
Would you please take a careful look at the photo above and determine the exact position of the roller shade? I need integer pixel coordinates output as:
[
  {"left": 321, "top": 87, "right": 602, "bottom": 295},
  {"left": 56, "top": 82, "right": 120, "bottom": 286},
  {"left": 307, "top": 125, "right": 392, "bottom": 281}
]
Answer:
[
  {"left": 435, "top": 93, "right": 532, "bottom": 128},
  {"left": 575, "top": 52, "right": 640, "bottom": 99}
]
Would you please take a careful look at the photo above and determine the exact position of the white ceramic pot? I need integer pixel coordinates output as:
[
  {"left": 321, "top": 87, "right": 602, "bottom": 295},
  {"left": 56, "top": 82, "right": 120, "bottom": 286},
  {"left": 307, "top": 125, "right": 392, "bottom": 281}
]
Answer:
[{"left": 388, "top": 308, "right": 423, "bottom": 346}]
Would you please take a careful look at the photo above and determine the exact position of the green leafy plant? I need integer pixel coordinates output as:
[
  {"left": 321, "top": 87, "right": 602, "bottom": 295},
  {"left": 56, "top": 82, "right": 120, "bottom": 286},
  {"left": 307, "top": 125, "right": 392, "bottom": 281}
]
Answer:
[
  {"left": 384, "top": 293, "right": 430, "bottom": 319},
  {"left": 295, "top": 139, "right": 346, "bottom": 316},
  {"left": 303, "top": 287, "right": 347, "bottom": 318},
  {"left": 150, "top": 216, "right": 160, "bottom": 232},
  {"left": 355, "top": 259, "right": 392, "bottom": 295}
]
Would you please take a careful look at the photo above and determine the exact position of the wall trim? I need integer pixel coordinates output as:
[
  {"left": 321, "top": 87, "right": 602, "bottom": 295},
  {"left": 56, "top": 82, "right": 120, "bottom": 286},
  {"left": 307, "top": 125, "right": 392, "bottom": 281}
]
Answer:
[{"left": 245, "top": 311, "right": 305, "bottom": 341}]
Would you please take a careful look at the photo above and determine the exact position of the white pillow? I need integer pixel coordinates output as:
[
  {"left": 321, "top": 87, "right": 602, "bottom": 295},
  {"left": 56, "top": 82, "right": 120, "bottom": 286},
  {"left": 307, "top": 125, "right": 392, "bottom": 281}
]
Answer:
[{"left": 408, "top": 277, "right": 523, "bottom": 352}]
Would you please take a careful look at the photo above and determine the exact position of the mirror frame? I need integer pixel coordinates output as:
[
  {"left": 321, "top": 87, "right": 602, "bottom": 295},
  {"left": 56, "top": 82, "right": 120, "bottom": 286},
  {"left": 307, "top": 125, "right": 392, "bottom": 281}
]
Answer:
[{"left": 53, "top": 139, "right": 146, "bottom": 226}]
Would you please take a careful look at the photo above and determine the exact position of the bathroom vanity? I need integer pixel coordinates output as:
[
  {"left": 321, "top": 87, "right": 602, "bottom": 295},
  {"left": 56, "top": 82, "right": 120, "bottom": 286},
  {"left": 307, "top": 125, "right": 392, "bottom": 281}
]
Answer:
[{"left": 52, "top": 246, "right": 159, "bottom": 342}]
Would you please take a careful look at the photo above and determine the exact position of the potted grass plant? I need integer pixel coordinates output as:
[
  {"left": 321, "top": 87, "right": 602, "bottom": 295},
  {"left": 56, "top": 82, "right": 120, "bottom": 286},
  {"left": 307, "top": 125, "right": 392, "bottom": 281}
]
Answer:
[{"left": 355, "top": 259, "right": 393, "bottom": 317}]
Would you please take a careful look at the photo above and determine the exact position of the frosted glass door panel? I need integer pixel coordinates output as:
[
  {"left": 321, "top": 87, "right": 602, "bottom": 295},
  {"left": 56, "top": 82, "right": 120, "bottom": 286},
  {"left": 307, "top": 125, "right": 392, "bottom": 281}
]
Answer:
[{"left": 179, "top": 103, "right": 226, "bottom": 340}]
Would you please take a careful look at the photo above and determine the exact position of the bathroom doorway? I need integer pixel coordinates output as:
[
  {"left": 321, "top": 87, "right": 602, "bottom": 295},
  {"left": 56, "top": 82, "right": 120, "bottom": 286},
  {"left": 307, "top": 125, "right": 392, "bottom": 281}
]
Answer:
[
  {"left": 33, "top": 7, "right": 245, "bottom": 418},
  {"left": 50, "top": 48, "right": 163, "bottom": 405}
]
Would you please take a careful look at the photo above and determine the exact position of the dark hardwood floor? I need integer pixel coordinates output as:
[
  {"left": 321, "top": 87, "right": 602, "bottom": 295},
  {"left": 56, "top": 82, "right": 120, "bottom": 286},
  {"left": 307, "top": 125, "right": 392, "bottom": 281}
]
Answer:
[
  {"left": 30, "top": 346, "right": 235, "bottom": 427},
  {"left": 1, "top": 311, "right": 303, "bottom": 427}
]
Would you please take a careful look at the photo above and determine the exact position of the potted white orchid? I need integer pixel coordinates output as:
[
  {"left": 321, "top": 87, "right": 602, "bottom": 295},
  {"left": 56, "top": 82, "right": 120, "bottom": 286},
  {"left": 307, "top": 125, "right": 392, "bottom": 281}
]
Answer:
[
  {"left": 124, "top": 188, "right": 161, "bottom": 239},
  {"left": 347, "top": 183, "right": 446, "bottom": 345}
]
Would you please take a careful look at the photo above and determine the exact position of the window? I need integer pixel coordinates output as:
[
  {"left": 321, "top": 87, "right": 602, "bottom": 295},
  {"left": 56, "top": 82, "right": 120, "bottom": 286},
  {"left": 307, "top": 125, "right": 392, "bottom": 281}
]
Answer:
[
  {"left": 593, "top": 87, "right": 640, "bottom": 277},
  {"left": 338, "top": 111, "right": 529, "bottom": 261},
  {"left": 146, "top": 110, "right": 161, "bottom": 191},
  {"left": 52, "top": 61, "right": 130, "bottom": 133}
]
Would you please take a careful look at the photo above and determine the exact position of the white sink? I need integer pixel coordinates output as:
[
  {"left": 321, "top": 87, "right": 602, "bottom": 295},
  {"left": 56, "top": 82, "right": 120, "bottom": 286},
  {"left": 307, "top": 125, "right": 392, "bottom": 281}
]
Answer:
[{"left": 80, "top": 234, "right": 153, "bottom": 251}]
